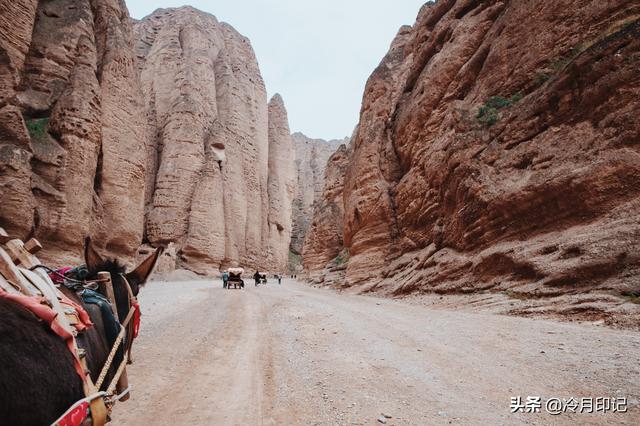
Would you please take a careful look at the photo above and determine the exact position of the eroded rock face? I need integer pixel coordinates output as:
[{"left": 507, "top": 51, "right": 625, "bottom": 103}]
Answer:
[
  {"left": 290, "top": 132, "right": 347, "bottom": 256},
  {"left": 267, "top": 94, "right": 296, "bottom": 271},
  {"left": 303, "top": 143, "right": 350, "bottom": 283},
  {"left": 306, "top": 0, "right": 640, "bottom": 324},
  {"left": 0, "top": 0, "right": 147, "bottom": 264},
  {"left": 135, "top": 7, "right": 294, "bottom": 273},
  {"left": 0, "top": 3, "right": 295, "bottom": 274}
]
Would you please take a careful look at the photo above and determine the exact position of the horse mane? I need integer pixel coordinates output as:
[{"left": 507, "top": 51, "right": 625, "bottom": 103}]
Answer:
[
  {"left": 86, "top": 259, "right": 127, "bottom": 280},
  {"left": 85, "top": 258, "right": 131, "bottom": 330}
]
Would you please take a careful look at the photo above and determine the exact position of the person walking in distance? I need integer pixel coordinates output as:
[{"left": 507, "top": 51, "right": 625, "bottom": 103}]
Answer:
[
  {"left": 254, "top": 270, "right": 260, "bottom": 287},
  {"left": 277, "top": 274, "right": 282, "bottom": 285},
  {"left": 222, "top": 270, "right": 229, "bottom": 288}
]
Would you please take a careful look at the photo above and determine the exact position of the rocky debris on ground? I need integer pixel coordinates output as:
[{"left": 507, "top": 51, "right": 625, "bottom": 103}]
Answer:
[{"left": 303, "top": 0, "right": 640, "bottom": 327}]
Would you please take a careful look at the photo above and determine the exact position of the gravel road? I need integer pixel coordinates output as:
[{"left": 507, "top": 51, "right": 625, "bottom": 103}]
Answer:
[{"left": 111, "top": 279, "right": 640, "bottom": 425}]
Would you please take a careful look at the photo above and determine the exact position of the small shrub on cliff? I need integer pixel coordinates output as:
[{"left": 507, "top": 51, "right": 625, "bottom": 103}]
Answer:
[
  {"left": 533, "top": 71, "right": 552, "bottom": 87},
  {"left": 26, "top": 117, "right": 49, "bottom": 143},
  {"left": 510, "top": 92, "right": 524, "bottom": 103},
  {"left": 477, "top": 107, "right": 500, "bottom": 126},
  {"left": 621, "top": 290, "right": 640, "bottom": 304},
  {"left": 549, "top": 56, "right": 571, "bottom": 72},
  {"left": 476, "top": 92, "right": 523, "bottom": 127},
  {"left": 333, "top": 249, "right": 349, "bottom": 265},
  {"left": 504, "top": 290, "right": 530, "bottom": 301}
]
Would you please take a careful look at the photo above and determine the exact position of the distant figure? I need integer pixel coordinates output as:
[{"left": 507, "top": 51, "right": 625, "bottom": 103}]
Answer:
[
  {"left": 222, "top": 270, "right": 229, "bottom": 288},
  {"left": 254, "top": 270, "right": 260, "bottom": 287},
  {"left": 277, "top": 274, "right": 282, "bottom": 285}
]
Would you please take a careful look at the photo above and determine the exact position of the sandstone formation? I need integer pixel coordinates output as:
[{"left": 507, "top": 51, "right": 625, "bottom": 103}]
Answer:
[
  {"left": 0, "top": 0, "right": 148, "bottom": 264},
  {"left": 134, "top": 7, "right": 294, "bottom": 274},
  {"left": 0, "top": 3, "right": 295, "bottom": 274},
  {"left": 267, "top": 95, "right": 296, "bottom": 271},
  {"left": 303, "top": 143, "right": 351, "bottom": 284},
  {"left": 290, "top": 132, "right": 347, "bottom": 256},
  {"left": 305, "top": 0, "right": 640, "bottom": 326}
]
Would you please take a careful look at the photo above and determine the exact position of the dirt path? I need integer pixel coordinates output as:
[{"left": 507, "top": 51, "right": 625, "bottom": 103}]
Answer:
[{"left": 112, "top": 279, "right": 640, "bottom": 425}]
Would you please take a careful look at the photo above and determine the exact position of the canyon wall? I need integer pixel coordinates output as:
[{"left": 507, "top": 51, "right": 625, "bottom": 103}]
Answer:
[
  {"left": 0, "top": 0, "right": 147, "bottom": 264},
  {"left": 0, "top": 3, "right": 295, "bottom": 273},
  {"left": 303, "top": 143, "right": 351, "bottom": 284},
  {"left": 290, "top": 132, "right": 347, "bottom": 256},
  {"left": 267, "top": 95, "right": 296, "bottom": 271},
  {"left": 134, "top": 7, "right": 294, "bottom": 274},
  {"left": 305, "top": 0, "right": 640, "bottom": 324}
]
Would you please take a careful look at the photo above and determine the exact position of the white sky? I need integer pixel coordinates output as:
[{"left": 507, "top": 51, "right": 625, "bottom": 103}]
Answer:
[{"left": 127, "top": 1, "right": 427, "bottom": 140}]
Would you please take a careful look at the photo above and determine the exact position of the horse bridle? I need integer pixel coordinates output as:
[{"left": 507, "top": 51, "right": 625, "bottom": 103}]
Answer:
[
  {"left": 119, "top": 273, "right": 138, "bottom": 364},
  {"left": 42, "top": 265, "right": 140, "bottom": 364}
]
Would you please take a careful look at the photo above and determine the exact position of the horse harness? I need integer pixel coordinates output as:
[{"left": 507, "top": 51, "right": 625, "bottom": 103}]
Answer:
[
  {"left": 56, "top": 271, "right": 141, "bottom": 426},
  {"left": 0, "top": 264, "right": 140, "bottom": 426}
]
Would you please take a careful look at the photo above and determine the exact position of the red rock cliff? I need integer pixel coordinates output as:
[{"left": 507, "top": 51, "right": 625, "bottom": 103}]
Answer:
[
  {"left": 305, "top": 0, "right": 640, "bottom": 323},
  {"left": 290, "top": 132, "right": 347, "bottom": 257},
  {"left": 303, "top": 142, "right": 351, "bottom": 284},
  {"left": 0, "top": 0, "right": 147, "bottom": 263}
]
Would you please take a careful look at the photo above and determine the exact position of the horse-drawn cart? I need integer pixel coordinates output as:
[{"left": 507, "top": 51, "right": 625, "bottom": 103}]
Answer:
[{"left": 227, "top": 268, "right": 245, "bottom": 289}]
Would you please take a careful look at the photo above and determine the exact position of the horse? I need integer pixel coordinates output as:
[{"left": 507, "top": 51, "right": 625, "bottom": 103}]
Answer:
[{"left": 0, "top": 238, "right": 162, "bottom": 425}]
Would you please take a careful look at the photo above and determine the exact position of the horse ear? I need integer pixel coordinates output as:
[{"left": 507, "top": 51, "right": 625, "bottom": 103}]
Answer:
[
  {"left": 126, "top": 247, "right": 163, "bottom": 286},
  {"left": 84, "top": 237, "right": 105, "bottom": 271}
]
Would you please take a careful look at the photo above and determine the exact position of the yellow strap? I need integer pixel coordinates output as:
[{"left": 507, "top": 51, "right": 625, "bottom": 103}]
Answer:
[
  {"left": 89, "top": 392, "right": 108, "bottom": 426},
  {"left": 79, "top": 355, "right": 107, "bottom": 426}
]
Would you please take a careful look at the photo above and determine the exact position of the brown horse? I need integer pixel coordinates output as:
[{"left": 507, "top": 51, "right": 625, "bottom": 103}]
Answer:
[{"left": 0, "top": 238, "right": 162, "bottom": 425}]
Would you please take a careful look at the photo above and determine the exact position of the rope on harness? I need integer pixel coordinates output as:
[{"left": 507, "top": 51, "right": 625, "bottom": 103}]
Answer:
[
  {"left": 106, "top": 352, "right": 129, "bottom": 395},
  {"left": 29, "top": 265, "right": 106, "bottom": 290},
  {"left": 29, "top": 265, "right": 85, "bottom": 286},
  {"left": 112, "top": 386, "right": 131, "bottom": 402},
  {"left": 40, "top": 266, "right": 139, "bottom": 425},
  {"left": 95, "top": 305, "right": 136, "bottom": 389}
]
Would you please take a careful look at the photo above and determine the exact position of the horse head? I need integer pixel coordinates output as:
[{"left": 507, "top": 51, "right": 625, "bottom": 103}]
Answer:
[{"left": 83, "top": 238, "right": 162, "bottom": 322}]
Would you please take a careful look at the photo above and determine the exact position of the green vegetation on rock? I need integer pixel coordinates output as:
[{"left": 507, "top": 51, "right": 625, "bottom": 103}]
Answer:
[
  {"left": 26, "top": 118, "right": 50, "bottom": 143},
  {"left": 622, "top": 291, "right": 640, "bottom": 305},
  {"left": 476, "top": 92, "right": 523, "bottom": 127},
  {"left": 333, "top": 249, "right": 349, "bottom": 265}
]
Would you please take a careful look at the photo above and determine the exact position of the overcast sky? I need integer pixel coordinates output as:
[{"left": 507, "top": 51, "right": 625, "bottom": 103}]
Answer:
[{"left": 127, "top": 1, "right": 427, "bottom": 140}]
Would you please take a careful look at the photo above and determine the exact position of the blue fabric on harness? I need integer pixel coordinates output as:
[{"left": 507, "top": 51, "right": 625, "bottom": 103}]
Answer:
[{"left": 80, "top": 289, "right": 124, "bottom": 369}]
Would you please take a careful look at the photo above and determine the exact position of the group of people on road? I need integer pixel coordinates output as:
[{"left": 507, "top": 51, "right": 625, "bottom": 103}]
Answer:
[
  {"left": 220, "top": 270, "right": 283, "bottom": 288},
  {"left": 252, "top": 271, "right": 283, "bottom": 286}
]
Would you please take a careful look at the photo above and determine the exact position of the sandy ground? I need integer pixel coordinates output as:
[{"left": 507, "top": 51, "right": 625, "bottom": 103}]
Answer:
[{"left": 111, "top": 279, "right": 640, "bottom": 425}]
